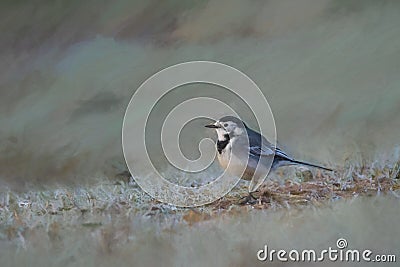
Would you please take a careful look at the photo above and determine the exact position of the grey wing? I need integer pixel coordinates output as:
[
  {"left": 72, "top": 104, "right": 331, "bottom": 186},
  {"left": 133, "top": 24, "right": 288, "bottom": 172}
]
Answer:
[
  {"left": 274, "top": 146, "right": 294, "bottom": 161},
  {"left": 247, "top": 127, "right": 294, "bottom": 161},
  {"left": 249, "top": 144, "right": 274, "bottom": 156}
]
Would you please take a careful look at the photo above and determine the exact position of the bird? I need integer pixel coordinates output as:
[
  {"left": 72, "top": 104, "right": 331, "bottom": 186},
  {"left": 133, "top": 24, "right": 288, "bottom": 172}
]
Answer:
[{"left": 205, "top": 116, "right": 333, "bottom": 204}]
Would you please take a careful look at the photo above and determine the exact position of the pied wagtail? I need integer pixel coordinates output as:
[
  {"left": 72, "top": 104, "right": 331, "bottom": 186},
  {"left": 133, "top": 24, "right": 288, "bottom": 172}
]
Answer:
[{"left": 205, "top": 116, "right": 333, "bottom": 203}]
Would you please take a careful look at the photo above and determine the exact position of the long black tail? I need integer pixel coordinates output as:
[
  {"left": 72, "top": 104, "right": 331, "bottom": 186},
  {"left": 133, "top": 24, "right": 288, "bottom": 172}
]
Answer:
[{"left": 290, "top": 159, "right": 333, "bottom": 172}]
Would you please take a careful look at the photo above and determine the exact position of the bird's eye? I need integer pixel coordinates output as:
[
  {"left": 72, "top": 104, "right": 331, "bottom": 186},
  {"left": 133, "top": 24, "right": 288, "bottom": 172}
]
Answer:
[{"left": 224, "top": 123, "right": 228, "bottom": 127}]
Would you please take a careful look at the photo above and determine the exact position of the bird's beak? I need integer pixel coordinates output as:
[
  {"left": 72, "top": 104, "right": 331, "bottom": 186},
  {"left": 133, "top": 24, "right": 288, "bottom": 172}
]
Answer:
[{"left": 205, "top": 122, "right": 221, "bottom": 128}]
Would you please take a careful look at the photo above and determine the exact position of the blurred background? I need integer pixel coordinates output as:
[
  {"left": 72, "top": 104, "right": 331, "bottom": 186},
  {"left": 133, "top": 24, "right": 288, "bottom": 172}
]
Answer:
[
  {"left": 1, "top": 0, "right": 399, "bottom": 188},
  {"left": 1, "top": 1, "right": 400, "bottom": 267}
]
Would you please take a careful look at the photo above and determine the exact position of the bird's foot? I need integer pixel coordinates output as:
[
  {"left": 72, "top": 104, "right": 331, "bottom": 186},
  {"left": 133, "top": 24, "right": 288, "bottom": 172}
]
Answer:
[{"left": 238, "top": 192, "right": 258, "bottom": 205}]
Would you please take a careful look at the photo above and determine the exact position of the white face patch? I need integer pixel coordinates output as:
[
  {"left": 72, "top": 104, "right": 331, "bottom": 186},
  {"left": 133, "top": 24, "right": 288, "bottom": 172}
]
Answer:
[
  {"left": 214, "top": 120, "right": 244, "bottom": 140},
  {"left": 216, "top": 127, "right": 228, "bottom": 140}
]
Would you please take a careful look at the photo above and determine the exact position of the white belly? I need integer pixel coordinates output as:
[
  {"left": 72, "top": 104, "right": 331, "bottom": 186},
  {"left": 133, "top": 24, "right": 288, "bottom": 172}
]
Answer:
[
  {"left": 217, "top": 140, "right": 271, "bottom": 182},
  {"left": 217, "top": 142, "right": 252, "bottom": 180}
]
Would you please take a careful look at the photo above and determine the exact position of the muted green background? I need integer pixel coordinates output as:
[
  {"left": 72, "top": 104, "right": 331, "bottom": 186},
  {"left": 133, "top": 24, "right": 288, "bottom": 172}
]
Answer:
[
  {"left": 0, "top": 0, "right": 399, "bottom": 188},
  {"left": 1, "top": 1, "right": 400, "bottom": 267}
]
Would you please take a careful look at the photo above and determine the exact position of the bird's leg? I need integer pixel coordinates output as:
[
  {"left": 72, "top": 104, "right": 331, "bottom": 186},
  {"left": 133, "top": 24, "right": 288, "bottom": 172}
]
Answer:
[{"left": 238, "top": 192, "right": 258, "bottom": 205}]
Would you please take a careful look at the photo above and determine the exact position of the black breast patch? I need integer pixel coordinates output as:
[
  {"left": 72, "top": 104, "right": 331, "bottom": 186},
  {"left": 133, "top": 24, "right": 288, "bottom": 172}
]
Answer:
[{"left": 217, "top": 134, "right": 230, "bottom": 154}]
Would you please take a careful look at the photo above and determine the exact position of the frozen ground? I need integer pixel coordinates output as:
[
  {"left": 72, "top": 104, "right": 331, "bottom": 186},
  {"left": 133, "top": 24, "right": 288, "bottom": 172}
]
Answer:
[{"left": 1, "top": 159, "right": 399, "bottom": 267}]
